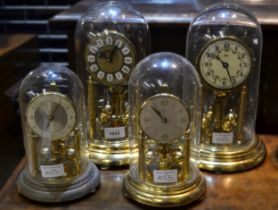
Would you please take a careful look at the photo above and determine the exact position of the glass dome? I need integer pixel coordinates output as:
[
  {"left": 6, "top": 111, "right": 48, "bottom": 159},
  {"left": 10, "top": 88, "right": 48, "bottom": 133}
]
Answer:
[
  {"left": 186, "top": 3, "right": 265, "bottom": 172},
  {"left": 75, "top": 1, "right": 150, "bottom": 167},
  {"left": 123, "top": 52, "right": 205, "bottom": 207},
  {"left": 17, "top": 64, "right": 100, "bottom": 202}
]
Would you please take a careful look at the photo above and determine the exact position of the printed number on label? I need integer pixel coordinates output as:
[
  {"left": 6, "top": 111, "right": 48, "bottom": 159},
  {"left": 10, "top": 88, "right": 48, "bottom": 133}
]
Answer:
[
  {"left": 212, "top": 132, "right": 234, "bottom": 144},
  {"left": 104, "top": 127, "right": 125, "bottom": 139}
]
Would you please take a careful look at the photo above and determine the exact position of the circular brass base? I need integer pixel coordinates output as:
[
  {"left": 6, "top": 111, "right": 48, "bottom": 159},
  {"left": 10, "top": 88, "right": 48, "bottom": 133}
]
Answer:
[
  {"left": 17, "top": 161, "right": 100, "bottom": 202},
  {"left": 194, "top": 136, "right": 266, "bottom": 172},
  {"left": 123, "top": 167, "right": 206, "bottom": 207},
  {"left": 89, "top": 139, "right": 130, "bottom": 168}
]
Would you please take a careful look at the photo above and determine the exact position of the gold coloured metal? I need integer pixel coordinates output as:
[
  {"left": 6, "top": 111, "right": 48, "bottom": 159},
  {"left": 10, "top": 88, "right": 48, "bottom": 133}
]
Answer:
[
  {"left": 195, "top": 37, "right": 265, "bottom": 172},
  {"left": 88, "top": 85, "right": 130, "bottom": 167},
  {"left": 236, "top": 85, "right": 247, "bottom": 144},
  {"left": 27, "top": 129, "right": 39, "bottom": 177},
  {"left": 193, "top": 135, "right": 266, "bottom": 172},
  {"left": 86, "top": 31, "right": 137, "bottom": 167},
  {"left": 88, "top": 76, "right": 95, "bottom": 140},
  {"left": 222, "top": 109, "right": 237, "bottom": 132},
  {"left": 201, "top": 106, "right": 213, "bottom": 144},
  {"left": 123, "top": 165, "right": 206, "bottom": 207},
  {"left": 88, "top": 139, "right": 130, "bottom": 168},
  {"left": 124, "top": 93, "right": 205, "bottom": 207},
  {"left": 213, "top": 91, "right": 227, "bottom": 131}
]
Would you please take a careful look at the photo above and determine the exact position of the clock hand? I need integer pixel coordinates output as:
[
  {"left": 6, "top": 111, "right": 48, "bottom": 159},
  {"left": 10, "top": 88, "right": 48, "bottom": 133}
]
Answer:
[
  {"left": 151, "top": 105, "right": 167, "bottom": 123},
  {"left": 108, "top": 45, "right": 118, "bottom": 63},
  {"left": 224, "top": 66, "right": 234, "bottom": 86},
  {"left": 99, "top": 51, "right": 111, "bottom": 60},
  {"left": 48, "top": 103, "right": 60, "bottom": 121},
  {"left": 214, "top": 55, "right": 227, "bottom": 67},
  {"left": 214, "top": 55, "right": 234, "bottom": 86}
]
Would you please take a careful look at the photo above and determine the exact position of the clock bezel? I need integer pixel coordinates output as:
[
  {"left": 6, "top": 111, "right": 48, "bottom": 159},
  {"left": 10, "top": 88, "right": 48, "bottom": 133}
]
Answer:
[
  {"left": 196, "top": 36, "right": 252, "bottom": 91},
  {"left": 138, "top": 93, "right": 191, "bottom": 144},
  {"left": 26, "top": 91, "right": 77, "bottom": 140},
  {"left": 85, "top": 30, "right": 137, "bottom": 86}
]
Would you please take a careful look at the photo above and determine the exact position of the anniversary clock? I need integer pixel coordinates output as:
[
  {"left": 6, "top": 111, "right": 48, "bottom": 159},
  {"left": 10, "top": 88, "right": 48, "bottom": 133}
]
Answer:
[
  {"left": 186, "top": 3, "right": 265, "bottom": 172},
  {"left": 123, "top": 53, "right": 206, "bottom": 207},
  {"left": 75, "top": 1, "right": 150, "bottom": 167},
  {"left": 17, "top": 64, "right": 100, "bottom": 202}
]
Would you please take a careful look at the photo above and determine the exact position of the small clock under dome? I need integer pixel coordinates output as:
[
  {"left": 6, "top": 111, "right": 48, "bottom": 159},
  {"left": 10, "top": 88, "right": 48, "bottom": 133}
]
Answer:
[
  {"left": 17, "top": 64, "right": 100, "bottom": 202},
  {"left": 123, "top": 52, "right": 206, "bottom": 207}
]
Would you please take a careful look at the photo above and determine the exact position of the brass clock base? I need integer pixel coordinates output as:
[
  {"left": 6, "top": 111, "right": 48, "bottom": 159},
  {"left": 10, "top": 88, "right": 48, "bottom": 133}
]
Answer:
[
  {"left": 17, "top": 161, "right": 100, "bottom": 202},
  {"left": 88, "top": 139, "right": 130, "bottom": 168},
  {"left": 123, "top": 166, "right": 206, "bottom": 207},
  {"left": 195, "top": 135, "right": 266, "bottom": 172}
]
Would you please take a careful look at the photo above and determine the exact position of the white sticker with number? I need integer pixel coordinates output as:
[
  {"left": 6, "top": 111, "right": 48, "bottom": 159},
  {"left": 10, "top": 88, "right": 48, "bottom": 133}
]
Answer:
[
  {"left": 40, "top": 164, "right": 66, "bottom": 178},
  {"left": 153, "top": 169, "right": 177, "bottom": 183},
  {"left": 104, "top": 127, "right": 125, "bottom": 139},
  {"left": 212, "top": 132, "right": 234, "bottom": 144}
]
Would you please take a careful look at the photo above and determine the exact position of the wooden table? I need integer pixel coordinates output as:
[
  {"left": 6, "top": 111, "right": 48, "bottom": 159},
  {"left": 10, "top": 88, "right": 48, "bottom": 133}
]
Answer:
[{"left": 1, "top": 135, "right": 278, "bottom": 210}]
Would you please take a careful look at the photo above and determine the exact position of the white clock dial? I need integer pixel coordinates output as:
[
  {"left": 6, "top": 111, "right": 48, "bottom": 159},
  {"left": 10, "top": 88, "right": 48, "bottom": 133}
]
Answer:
[
  {"left": 139, "top": 93, "right": 190, "bottom": 143},
  {"left": 26, "top": 92, "right": 76, "bottom": 140},
  {"left": 86, "top": 31, "right": 136, "bottom": 85},
  {"left": 198, "top": 38, "right": 251, "bottom": 90}
]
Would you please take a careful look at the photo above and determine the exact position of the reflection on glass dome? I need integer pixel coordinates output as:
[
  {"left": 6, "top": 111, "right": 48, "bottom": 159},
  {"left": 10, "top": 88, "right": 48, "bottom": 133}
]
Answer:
[
  {"left": 75, "top": 1, "right": 150, "bottom": 168},
  {"left": 187, "top": 2, "right": 265, "bottom": 172},
  {"left": 124, "top": 52, "right": 205, "bottom": 207},
  {"left": 17, "top": 64, "right": 100, "bottom": 202}
]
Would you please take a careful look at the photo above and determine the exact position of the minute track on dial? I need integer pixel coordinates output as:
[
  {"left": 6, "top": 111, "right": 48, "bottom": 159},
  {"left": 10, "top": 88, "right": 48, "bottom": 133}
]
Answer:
[
  {"left": 198, "top": 38, "right": 251, "bottom": 90},
  {"left": 139, "top": 93, "right": 190, "bottom": 143},
  {"left": 26, "top": 92, "right": 76, "bottom": 140}
]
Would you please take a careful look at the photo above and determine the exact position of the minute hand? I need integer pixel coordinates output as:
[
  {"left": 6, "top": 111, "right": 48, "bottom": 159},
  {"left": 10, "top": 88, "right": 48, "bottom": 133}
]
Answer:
[
  {"left": 215, "top": 55, "right": 234, "bottom": 86},
  {"left": 108, "top": 45, "right": 118, "bottom": 62},
  {"left": 151, "top": 106, "right": 167, "bottom": 123}
]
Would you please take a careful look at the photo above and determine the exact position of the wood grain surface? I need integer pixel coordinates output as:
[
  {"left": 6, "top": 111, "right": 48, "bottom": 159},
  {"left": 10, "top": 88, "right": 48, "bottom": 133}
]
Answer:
[
  {"left": 1, "top": 135, "right": 278, "bottom": 210},
  {"left": 0, "top": 34, "right": 35, "bottom": 57}
]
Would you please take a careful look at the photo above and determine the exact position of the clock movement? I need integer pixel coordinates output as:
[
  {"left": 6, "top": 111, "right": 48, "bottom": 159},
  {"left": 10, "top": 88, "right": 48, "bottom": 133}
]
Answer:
[
  {"left": 123, "top": 52, "right": 206, "bottom": 207},
  {"left": 186, "top": 3, "right": 265, "bottom": 172},
  {"left": 17, "top": 64, "right": 100, "bottom": 202},
  {"left": 75, "top": 1, "right": 150, "bottom": 167}
]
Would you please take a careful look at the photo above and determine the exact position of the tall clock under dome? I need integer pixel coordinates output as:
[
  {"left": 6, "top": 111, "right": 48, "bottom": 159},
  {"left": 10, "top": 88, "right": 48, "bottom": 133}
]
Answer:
[
  {"left": 75, "top": 1, "right": 150, "bottom": 168},
  {"left": 186, "top": 3, "right": 266, "bottom": 172}
]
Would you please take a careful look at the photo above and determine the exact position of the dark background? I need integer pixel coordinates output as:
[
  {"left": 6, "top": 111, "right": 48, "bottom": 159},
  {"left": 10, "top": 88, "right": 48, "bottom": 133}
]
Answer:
[{"left": 1, "top": 0, "right": 278, "bottom": 188}]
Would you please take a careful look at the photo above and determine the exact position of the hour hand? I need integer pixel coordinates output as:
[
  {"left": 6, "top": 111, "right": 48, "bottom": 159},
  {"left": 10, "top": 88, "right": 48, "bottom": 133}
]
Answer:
[
  {"left": 46, "top": 103, "right": 60, "bottom": 129},
  {"left": 151, "top": 105, "right": 167, "bottom": 123},
  {"left": 108, "top": 45, "right": 118, "bottom": 62},
  {"left": 214, "top": 55, "right": 234, "bottom": 86},
  {"left": 98, "top": 51, "right": 110, "bottom": 60}
]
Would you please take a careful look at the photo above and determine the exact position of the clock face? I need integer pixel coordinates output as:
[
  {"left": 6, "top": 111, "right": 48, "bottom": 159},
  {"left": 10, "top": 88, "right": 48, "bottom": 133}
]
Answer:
[
  {"left": 198, "top": 38, "right": 251, "bottom": 90},
  {"left": 26, "top": 92, "right": 76, "bottom": 140},
  {"left": 86, "top": 31, "right": 136, "bottom": 85},
  {"left": 139, "top": 93, "right": 190, "bottom": 144}
]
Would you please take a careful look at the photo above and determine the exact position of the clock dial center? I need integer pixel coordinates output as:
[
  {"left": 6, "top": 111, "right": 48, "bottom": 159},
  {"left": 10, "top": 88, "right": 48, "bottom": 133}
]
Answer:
[{"left": 198, "top": 38, "right": 251, "bottom": 90}]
